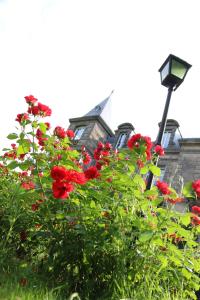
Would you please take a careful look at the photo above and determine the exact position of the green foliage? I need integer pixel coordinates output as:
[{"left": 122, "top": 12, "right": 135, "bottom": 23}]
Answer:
[
  {"left": 183, "top": 181, "right": 194, "bottom": 198},
  {"left": 0, "top": 99, "right": 200, "bottom": 300},
  {"left": 7, "top": 133, "right": 18, "bottom": 140}
]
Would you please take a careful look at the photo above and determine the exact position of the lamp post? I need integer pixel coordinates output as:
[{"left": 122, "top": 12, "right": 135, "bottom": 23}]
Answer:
[{"left": 146, "top": 54, "right": 191, "bottom": 190}]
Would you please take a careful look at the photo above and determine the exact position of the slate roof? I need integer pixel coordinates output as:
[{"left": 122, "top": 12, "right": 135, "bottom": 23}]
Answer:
[{"left": 84, "top": 91, "right": 113, "bottom": 127}]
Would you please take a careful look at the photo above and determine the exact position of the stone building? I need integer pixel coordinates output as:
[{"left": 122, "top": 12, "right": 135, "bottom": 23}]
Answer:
[
  {"left": 68, "top": 95, "right": 200, "bottom": 201},
  {"left": 68, "top": 94, "right": 134, "bottom": 156}
]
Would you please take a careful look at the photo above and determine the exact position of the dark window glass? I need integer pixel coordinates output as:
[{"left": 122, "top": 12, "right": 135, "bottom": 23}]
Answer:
[
  {"left": 74, "top": 126, "right": 85, "bottom": 140},
  {"left": 116, "top": 133, "right": 127, "bottom": 149}
]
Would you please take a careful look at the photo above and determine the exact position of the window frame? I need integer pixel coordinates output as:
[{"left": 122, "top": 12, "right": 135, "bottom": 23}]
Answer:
[
  {"left": 115, "top": 133, "right": 127, "bottom": 149},
  {"left": 74, "top": 126, "right": 86, "bottom": 140}
]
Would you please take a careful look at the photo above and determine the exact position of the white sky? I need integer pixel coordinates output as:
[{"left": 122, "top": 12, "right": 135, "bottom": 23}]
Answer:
[{"left": 0, "top": 0, "right": 199, "bottom": 148}]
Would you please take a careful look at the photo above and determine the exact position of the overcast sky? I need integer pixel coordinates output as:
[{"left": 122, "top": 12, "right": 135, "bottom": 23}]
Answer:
[{"left": 0, "top": 0, "right": 199, "bottom": 148}]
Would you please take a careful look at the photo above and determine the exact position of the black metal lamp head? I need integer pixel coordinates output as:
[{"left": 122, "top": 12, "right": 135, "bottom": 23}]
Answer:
[{"left": 159, "top": 54, "right": 191, "bottom": 90}]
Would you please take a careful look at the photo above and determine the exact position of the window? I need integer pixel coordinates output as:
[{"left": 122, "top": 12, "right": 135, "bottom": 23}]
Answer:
[
  {"left": 173, "top": 131, "right": 181, "bottom": 147},
  {"left": 116, "top": 133, "right": 127, "bottom": 149},
  {"left": 162, "top": 132, "right": 171, "bottom": 148},
  {"left": 74, "top": 126, "right": 85, "bottom": 140}
]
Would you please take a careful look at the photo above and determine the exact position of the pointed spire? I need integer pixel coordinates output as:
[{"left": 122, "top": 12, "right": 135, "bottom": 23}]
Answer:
[{"left": 84, "top": 91, "right": 114, "bottom": 126}]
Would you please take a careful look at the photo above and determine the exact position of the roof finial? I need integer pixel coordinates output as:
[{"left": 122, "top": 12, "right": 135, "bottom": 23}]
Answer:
[{"left": 109, "top": 90, "right": 114, "bottom": 98}]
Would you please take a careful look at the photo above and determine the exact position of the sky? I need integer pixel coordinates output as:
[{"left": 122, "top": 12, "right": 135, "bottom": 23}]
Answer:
[{"left": 0, "top": 0, "right": 200, "bottom": 149}]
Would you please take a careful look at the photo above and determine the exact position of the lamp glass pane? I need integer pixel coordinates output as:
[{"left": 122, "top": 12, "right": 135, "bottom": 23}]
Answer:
[
  {"left": 161, "top": 61, "right": 170, "bottom": 81},
  {"left": 171, "top": 59, "right": 187, "bottom": 79}
]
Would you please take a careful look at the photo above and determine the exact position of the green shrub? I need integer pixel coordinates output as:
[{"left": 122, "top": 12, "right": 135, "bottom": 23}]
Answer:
[{"left": 0, "top": 96, "right": 200, "bottom": 299}]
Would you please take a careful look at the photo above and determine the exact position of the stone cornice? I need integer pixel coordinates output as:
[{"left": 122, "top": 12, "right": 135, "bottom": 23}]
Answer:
[{"left": 69, "top": 115, "right": 114, "bottom": 137}]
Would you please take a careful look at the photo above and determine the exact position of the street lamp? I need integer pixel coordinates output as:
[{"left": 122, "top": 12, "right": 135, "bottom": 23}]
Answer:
[{"left": 146, "top": 54, "right": 191, "bottom": 190}]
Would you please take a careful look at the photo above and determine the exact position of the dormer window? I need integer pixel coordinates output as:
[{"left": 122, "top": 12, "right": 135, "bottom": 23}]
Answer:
[
  {"left": 74, "top": 126, "right": 85, "bottom": 140},
  {"left": 116, "top": 133, "right": 127, "bottom": 149},
  {"left": 162, "top": 132, "right": 171, "bottom": 148},
  {"left": 173, "top": 130, "right": 182, "bottom": 147}
]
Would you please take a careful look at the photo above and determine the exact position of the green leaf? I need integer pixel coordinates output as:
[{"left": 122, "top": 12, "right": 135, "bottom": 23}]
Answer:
[
  {"left": 7, "top": 161, "right": 19, "bottom": 170},
  {"left": 17, "top": 145, "right": 25, "bottom": 155},
  {"left": 72, "top": 199, "right": 80, "bottom": 206},
  {"left": 19, "top": 162, "right": 31, "bottom": 171},
  {"left": 17, "top": 141, "right": 30, "bottom": 155},
  {"left": 140, "top": 166, "right": 148, "bottom": 175},
  {"left": 90, "top": 200, "right": 96, "bottom": 208},
  {"left": 157, "top": 255, "right": 168, "bottom": 267},
  {"left": 7, "top": 133, "right": 18, "bottom": 140},
  {"left": 39, "top": 123, "right": 47, "bottom": 134},
  {"left": 32, "top": 121, "right": 38, "bottom": 128},
  {"left": 180, "top": 214, "right": 191, "bottom": 226},
  {"left": 182, "top": 268, "right": 192, "bottom": 279},
  {"left": 56, "top": 212, "right": 65, "bottom": 220},
  {"left": 133, "top": 174, "right": 146, "bottom": 190},
  {"left": 149, "top": 165, "right": 161, "bottom": 176},
  {"left": 183, "top": 181, "right": 193, "bottom": 198},
  {"left": 170, "top": 256, "right": 181, "bottom": 266},
  {"left": 20, "top": 132, "right": 25, "bottom": 139},
  {"left": 139, "top": 230, "right": 154, "bottom": 242}
]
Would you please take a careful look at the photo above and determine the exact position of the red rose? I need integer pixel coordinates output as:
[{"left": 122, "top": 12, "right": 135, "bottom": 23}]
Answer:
[
  {"left": 54, "top": 126, "right": 67, "bottom": 139},
  {"left": 4, "top": 151, "right": 17, "bottom": 159},
  {"left": 192, "top": 206, "right": 200, "bottom": 214},
  {"left": 82, "top": 151, "right": 91, "bottom": 165},
  {"left": 16, "top": 113, "right": 29, "bottom": 124},
  {"left": 84, "top": 166, "right": 100, "bottom": 180},
  {"left": 101, "top": 150, "right": 109, "bottom": 157},
  {"left": 21, "top": 181, "right": 35, "bottom": 190},
  {"left": 45, "top": 122, "right": 51, "bottom": 129},
  {"left": 66, "top": 129, "right": 75, "bottom": 138},
  {"left": 192, "top": 179, "right": 200, "bottom": 197},
  {"left": 137, "top": 159, "right": 144, "bottom": 169},
  {"left": 36, "top": 128, "right": 43, "bottom": 139},
  {"left": 143, "top": 136, "right": 152, "bottom": 149},
  {"left": 154, "top": 145, "right": 165, "bottom": 156},
  {"left": 11, "top": 143, "right": 16, "bottom": 149},
  {"left": 65, "top": 169, "right": 87, "bottom": 185},
  {"left": 38, "top": 102, "right": 52, "bottom": 116},
  {"left": 20, "top": 230, "right": 27, "bottom": 241},
  {"left": 28, "top": 105, "right": 39, "bottom": 115},
  {"left": 97, "top": 142, "right": 104, "bottom": 151},
  {"left": 96, "top": 162, "right": 102, "bottom": 170},
  {"left": 52, "top": 181, "right": 74, "bottom": 199},
  {"left": 105, "top": 142, "right": 112, "bottom": 150},
  {"left": 20, "top": 171, "right": 28, "bottom": 177},
  {"left": 94, "top": 149, "right": 101, "bottom": 160},
  {"left": 28, "top": 103, "right": 52, "bottom": 117},
  {"left": 127, "top": 134, "right": 142, "bottom": 149},
  {"left": 127, "top": 134, "right": 152, "bottom": 161},
  {"left": 24, "top": 95, "right": 38, "bottom": 105},
  {"left": 31, "top": 203, "right": 39, "bottom": 211},
  {"left": 156, "top": 180, "right": 171, "bottom": 195},
  {"left": 51, "top": 166, "right": 68, "bottom": 181},
  {"left": 146, "top": 149, "right": 152, "bottom": 160},
  {"left": 191, "top": 214, "right": 200, "bottom": 226},
  {"left": 19, "top": 153, "right": 26, "bottom": 160}
]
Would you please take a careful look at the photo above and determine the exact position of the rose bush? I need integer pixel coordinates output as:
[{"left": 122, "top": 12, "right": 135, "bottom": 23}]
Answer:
[{"left": 0, "top": 96, "right": 200, "bottom": 299}]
